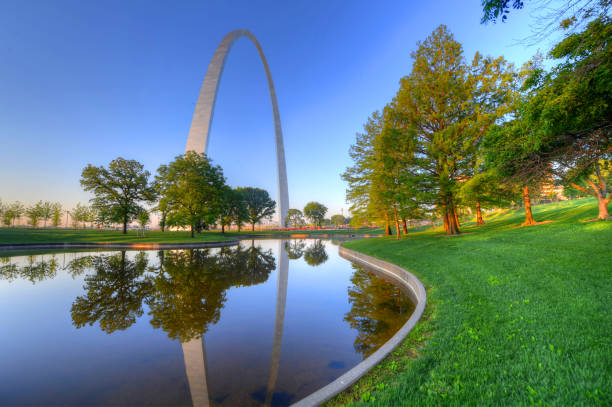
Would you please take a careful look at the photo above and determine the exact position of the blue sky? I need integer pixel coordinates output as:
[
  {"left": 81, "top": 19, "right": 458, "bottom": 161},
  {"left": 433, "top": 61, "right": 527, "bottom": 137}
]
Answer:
[{"left": 0, "top": 0, "right": 562, "bottom": 220}]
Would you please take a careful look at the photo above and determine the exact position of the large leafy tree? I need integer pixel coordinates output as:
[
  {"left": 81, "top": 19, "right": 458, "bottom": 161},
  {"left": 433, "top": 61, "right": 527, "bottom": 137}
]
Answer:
[
  {"left": 81, "top": 157, "right": 156, "bottom": 234},
  {"left": 238, "top": 187, "right": 276, "bottom": 231},
  {"left": 303, "top": 201, "right": 328, "bottom": 227},
  {"left": 155, "top": 152, "right": 226, "bottom": 237},
  {"left": 525, "top": 16, "right": 611, "bottom": 219},
  {"left": 488, "top": 16, "right": 611, "bottom": 220},
  {"left": 285, "top": 208, "right": 305, "bottom": 227},
  {"left": 392, "top": 25, "right": 515, "bottom": 235}
]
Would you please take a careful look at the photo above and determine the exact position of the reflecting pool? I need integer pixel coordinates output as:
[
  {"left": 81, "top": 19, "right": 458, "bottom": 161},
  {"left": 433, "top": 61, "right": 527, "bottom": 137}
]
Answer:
[{"left": 0, "top": 239, "right": 414, "bottom": 406}]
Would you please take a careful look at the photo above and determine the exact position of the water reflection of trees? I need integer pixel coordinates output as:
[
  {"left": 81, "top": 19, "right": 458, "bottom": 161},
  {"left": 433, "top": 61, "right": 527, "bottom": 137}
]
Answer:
[
  {"left": 0, "top": 255, "right": 59, "bottom": 283},
  {"left": 284, "top": 240, "right": 306, "bottom": 260},
  {"left": 71, "top": 251, "right": 152, "bottom": 334},
  {"left": 1, "top": 246, "right": 276, "bottom": 342},
  {"left": 147, "top": 246, "right": 275, "bottom": 342},
  {"left": 344, "top": 266, "right": 415, "bottom": 357},
  {"left": 303, "top": 240, "right": 328, "bottom": 266}
]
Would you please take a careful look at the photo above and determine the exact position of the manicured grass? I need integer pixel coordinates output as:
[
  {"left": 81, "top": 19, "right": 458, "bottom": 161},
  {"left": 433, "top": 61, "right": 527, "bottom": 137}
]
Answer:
[
  {"left": 0, "top": 228, "right": 234, "bottom": 244},
  {"left": 329, "top": 198, "right": 611, "bottom": 406},
  {"left": 0, "top": 226, "right": 380, "bottom": 245},
  {"left": 219, "top": 227, "right": 381, "bottom": 237}
]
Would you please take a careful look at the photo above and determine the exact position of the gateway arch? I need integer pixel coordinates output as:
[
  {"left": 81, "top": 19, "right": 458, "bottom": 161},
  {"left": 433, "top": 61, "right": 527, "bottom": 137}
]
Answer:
[{"left": 185, "top": 29, "right": 289, "bottom": 226}]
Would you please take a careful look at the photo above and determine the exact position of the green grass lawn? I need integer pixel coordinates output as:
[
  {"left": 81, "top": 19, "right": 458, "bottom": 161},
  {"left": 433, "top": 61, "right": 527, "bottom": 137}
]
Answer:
[
  {"left": 329, "top": 198, "right": 612, "bottom": 406},
  {"left": 0, "top": 225, "right": 380, "bottom": 245},
  {"left": 0, "top": 228, "right": 235, "bottom": 244}
]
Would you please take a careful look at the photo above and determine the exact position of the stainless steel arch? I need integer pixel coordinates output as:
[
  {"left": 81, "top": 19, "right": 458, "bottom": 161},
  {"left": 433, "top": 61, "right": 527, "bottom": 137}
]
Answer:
[{"left": 185, "top": 29, "right": 289, "bottom": 226}]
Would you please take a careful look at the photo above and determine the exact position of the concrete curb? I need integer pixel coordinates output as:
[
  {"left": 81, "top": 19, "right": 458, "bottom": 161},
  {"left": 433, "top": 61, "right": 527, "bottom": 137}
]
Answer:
[
  {"left": 0, "top": 240, "right": 239, "bottom": 252},
  {"left": 291, "top": 246, "right": 427, "bottom": 407}
]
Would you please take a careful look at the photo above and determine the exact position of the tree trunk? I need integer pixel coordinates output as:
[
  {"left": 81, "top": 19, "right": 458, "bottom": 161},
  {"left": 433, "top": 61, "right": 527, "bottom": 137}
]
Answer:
[
  {"left": 442, "top": 205, "right": 449, "bottom": 233},
  {"left": 393, "top": 206, "right": 400, "bottom": 240},
  {"left": 190, "top": 225, "right": 194, "bottom": 238},
  {"left": 454, "top": 206, "right": 461, "bottom": 228},
  {"left": 402, "top": 218, "right": 408, "bottom": 234},
  {"left": 252, "top": 223, "right": 255, "bottom": 232},
  {"left": 597, "top": 196, "right": 610, "bottom": 219},
  {"left": 384, "top": 212, "right": 391, "bottom": 236},
  {"left": 522, "top": 186, "right": 536, "bottom": 225},
  {"left": 221, "top": 224, "right": 225, "bottom": 233},
  {"left": 445, "top": 202, "right": 460, "bottom": 235},
  {"left": 122, "top": 218, "right": 128, "bottom": 234},
  {"left": 476, "top": 200, "right": 484, "bottom": 226}
]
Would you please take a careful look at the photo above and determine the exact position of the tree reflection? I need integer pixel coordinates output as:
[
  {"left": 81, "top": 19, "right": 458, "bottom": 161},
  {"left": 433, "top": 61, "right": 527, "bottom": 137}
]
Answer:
[
  {"left": 284, "top": 240, "right": 306, "bottom": 260},
  {"left": 71, "top": 251, "right": 153, "bottom": 334},
  {"left": 344, "top": 266, "right": 414, "bottom": 357},
  {"left": 0, "top": 254, "right": 59, "bottom": 283},
  {"left": 303, "top": 240, "right": 328, "bottom": 266},
  {"left": 147, "top": 245, "right": 275, "bottom": 342}
]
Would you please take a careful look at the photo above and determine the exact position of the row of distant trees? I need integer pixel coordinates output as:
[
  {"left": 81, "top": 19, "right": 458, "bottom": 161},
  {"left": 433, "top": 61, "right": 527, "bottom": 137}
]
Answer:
[
  {"left": 343, "top": 5, "right": 611, "bottom": 236},
  {"left": 78, "top": 152, "right": 327, "bottom": 237},
  {"left": 284, "top": 203, "right": 349, "bottom": 227},
  {"left": 0, "top": 199, "right": 141, "bottom": 229},
  {"left": 2, "top": 152, "right": 341, "bottom": 235}
]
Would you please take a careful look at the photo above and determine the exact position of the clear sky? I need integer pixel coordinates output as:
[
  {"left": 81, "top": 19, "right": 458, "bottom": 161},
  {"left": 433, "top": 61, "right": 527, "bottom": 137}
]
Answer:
[{"left": 0, "top": 0, "right": 562, "bottom": 221}]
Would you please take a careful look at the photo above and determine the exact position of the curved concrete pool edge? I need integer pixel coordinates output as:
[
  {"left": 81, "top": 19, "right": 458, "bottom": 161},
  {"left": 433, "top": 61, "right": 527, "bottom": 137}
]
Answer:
[
  {"left": 0, "top": 240, "right": 240, "bottom": 252},
  {"left": 291, "top": 246, "right": 427, "bottom": 407}
]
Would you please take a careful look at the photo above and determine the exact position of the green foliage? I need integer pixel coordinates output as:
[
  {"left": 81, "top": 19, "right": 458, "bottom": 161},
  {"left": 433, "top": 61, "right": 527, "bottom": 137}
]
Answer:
[
  {"left": 285, "top": 208, "right": 305, "bottom": 227},
  {"left": 155, "top": 152, "right": 226, "bottom": 237},
  {"left": 331, "top": 214, "right": 347, "bottom": 226},
  {"left": 480, "top": 0, "right": 524, "bottom": 23},
  {"left": 2, "top": 201, "right": 24, "bottom": 227},
  {"left": 81, "top": 157, "right": 156, "bottom": 234},
  {"left": 237, "top": 186, "right": 276, "bottom": 230},
  {"left": 304, "top": 201, "right": 328, "bottom": 227},
  {"left": 25, "top": 202, "right": 43, "bottom": 228},
  {"left": 50, "top": 202, "right": 63, "bottom": 227},
  {"left": 137, "top": 210, "right": 150, "bottom": 228},
  {"left": 217, "top": 187, "right": 248, "bottom": 232}
]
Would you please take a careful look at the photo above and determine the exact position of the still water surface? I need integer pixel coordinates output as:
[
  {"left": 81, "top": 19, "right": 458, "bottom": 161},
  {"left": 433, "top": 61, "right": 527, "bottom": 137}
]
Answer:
[{"left": 0, "top": 239, "right": 414, "bottom": 406}]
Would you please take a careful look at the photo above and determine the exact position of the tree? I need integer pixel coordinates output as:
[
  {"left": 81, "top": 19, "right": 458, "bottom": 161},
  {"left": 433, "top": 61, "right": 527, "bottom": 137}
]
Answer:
[
  {"left": 525, "top": 16, "right": 611, "bottom": 219},
  {"left": 285, "top": 209, "right": 305, "bottom": 227},
  {"left": 26, "top": 202, "right": 42, "bottom": 228},
  {"left": 51, "top": 203, "right": 63, "bottom": 227},
  {"left": 138, "top": 210, "right": 150, "bottom": 230},
  {"left": 392, "top": 25, "right": 515, "bottom": 235},
  {"left": 155, "top": 152, "right": 226, "bottom": 238},
  {"left": 217, "top": 187, "right": 247, "bottom": 233},
  {"left": 238, "top": 187, "right": 276, "bottom": 231},
  {"left": 304, "top": 201, "right": 328, "bottom": 227},
  {"left": 330, "top": 214, "right": 347, "bottom": 226},
  {"left": 70, "top": 203, "right": 90, "bottom": 229},
  {"left": 3, "top": 202, "right": 24, "bottom": 227},
  {"left": 81, "top": 157, "right": 156, "bottom": 234}
]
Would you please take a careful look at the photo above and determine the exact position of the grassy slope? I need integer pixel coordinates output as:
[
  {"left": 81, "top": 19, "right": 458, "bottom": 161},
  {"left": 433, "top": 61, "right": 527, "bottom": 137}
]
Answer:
[{"left": 330, "top": 198, "right": 611, "bottom": 406}]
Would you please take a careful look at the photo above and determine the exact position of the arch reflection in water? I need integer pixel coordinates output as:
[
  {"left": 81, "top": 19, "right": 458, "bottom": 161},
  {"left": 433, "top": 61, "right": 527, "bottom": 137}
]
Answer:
[{"left": 0, "top": 240, "right": 413, "bottom": 407}]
